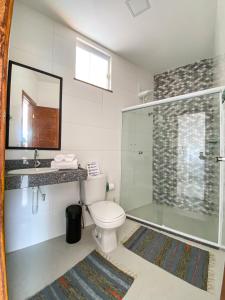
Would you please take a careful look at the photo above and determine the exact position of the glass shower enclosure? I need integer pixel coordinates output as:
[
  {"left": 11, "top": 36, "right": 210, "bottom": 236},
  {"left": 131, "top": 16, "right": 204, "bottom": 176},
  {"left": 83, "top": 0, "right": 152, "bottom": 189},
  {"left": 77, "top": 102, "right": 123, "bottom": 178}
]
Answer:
[{"left": 120, "top": 87, "right": 225, "bottom": 247}]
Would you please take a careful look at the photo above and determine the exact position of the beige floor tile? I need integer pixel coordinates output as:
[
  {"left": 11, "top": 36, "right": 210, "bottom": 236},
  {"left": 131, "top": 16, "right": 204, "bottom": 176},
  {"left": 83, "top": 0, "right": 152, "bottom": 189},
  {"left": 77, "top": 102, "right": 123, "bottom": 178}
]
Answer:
[{"left": 6, "top": 219, "right": 225, "bottom": 300}]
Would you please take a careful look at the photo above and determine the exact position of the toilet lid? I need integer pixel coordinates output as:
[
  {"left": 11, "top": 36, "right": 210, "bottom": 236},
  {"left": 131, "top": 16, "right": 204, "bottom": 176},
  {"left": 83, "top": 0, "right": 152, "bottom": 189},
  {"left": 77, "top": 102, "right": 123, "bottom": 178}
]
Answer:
[{"left": 89, "top": 201, "right": 125, "bottom": 222}]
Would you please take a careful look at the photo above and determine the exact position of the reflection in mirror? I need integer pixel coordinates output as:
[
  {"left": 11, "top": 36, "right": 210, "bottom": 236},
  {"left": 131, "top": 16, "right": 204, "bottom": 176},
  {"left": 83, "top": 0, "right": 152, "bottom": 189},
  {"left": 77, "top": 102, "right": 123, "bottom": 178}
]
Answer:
[{"left": 7, "top": 61, "right": 62, "bottom": 149}]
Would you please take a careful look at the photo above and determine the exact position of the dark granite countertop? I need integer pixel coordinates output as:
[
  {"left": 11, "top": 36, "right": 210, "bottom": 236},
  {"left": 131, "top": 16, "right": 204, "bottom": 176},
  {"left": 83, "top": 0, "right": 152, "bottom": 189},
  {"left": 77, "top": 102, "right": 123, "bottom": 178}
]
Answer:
[{"left": 5, "top": 159, "right": 88, "bottom": 190}]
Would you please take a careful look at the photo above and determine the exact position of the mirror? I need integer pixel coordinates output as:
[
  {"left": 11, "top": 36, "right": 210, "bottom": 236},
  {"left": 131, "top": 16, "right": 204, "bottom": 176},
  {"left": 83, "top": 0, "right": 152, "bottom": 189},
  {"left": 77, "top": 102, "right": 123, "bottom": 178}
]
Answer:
[{"left": 6, "top": 61, "right": 62, "bottom": 150}]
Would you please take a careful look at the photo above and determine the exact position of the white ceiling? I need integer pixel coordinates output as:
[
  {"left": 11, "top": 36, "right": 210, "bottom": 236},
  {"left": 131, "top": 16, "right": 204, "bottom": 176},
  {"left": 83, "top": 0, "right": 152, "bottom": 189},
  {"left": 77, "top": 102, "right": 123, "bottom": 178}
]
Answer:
[{"left": 18, "top": 0, "right": 217, "bottom": 74}]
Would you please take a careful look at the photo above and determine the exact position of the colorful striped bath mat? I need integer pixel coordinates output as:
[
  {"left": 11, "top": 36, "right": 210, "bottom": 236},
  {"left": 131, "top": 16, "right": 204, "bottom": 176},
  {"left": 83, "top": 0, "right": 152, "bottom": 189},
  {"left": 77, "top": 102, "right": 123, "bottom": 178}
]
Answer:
[
  {"left": 29, "top": 250, "right": 134, "bottom": 300},
  {"left": 124, "top": 226, "right": 213, "bottom": 291}
]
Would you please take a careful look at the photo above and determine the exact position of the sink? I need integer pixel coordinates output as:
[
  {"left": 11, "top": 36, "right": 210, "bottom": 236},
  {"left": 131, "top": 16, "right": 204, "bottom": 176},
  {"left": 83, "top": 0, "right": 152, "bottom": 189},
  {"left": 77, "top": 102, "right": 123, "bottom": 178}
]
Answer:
[{"left": 8, "top": 167, "right": 58, "bottom": 175}]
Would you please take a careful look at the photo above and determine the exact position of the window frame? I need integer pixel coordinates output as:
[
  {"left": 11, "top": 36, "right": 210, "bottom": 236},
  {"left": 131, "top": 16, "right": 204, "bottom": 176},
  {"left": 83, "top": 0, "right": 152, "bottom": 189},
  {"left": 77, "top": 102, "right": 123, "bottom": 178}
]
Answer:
[{"left": 74, "top": 38, "right": 112, "bottom": 92}]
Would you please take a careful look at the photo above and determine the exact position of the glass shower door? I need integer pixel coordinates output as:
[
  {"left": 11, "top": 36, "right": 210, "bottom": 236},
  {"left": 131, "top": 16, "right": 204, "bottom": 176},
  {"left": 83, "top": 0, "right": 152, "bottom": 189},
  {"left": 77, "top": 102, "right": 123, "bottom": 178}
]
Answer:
[
  {"left": 159, "top": 94, "right": 220, "bottom": 243},
  {"left": 121, "top": 91, "right": 222, "bottom": 244},
  {"left": 121, "top": 106, "right": 163, "bottom": 227}
]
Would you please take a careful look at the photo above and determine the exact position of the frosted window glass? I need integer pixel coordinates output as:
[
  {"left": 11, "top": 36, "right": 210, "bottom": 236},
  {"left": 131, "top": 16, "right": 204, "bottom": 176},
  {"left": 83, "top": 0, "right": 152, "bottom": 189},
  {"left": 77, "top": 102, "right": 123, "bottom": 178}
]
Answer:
[{"left": 75, "top": 40, "right": 111, "bottom": 90}]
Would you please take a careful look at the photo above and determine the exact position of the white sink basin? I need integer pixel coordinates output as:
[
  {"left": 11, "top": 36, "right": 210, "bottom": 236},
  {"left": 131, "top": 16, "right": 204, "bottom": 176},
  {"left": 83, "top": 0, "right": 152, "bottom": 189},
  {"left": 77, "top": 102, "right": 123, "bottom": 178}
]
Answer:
[{"left": 8, "top": 167, "right": 58, "bottom": 175}]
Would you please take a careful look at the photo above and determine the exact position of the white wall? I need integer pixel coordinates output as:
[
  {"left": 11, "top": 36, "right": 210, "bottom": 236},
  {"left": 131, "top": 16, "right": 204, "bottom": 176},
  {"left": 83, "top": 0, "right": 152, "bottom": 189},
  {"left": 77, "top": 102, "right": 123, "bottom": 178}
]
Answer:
[
  {"left": 5, "top": 183, "right": 78, "bottom": 253},
  {"left": 214, "top": 0, "right": 225, "bottom": 57},
  {"left": 5, "top": 1, "right": 153, "bottom": 252}
]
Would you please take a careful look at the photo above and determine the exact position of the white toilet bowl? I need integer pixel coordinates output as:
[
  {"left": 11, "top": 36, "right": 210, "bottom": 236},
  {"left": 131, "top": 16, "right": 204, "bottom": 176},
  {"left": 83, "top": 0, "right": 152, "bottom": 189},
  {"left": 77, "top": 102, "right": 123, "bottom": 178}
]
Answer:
[
  {"left": 89, "top": 201, "right": 126, "bottom": 253},
  {"left": 81, "top": 174, "right": 126, "bottom": 253}
]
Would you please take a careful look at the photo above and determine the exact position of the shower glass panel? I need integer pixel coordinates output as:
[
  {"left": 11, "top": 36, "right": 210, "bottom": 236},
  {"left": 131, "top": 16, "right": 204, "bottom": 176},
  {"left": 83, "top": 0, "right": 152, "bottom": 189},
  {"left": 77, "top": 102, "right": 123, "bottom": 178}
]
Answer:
[{"left": 121, "top": 92, "right": 221, "bottom": 244}]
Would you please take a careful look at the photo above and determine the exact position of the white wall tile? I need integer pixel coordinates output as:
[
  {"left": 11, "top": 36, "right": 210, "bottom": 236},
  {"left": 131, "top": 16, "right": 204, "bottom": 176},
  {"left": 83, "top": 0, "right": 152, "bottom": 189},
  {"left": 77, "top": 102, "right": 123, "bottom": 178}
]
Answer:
[
  {"left": 53, "top": 34, "right": 76, "bottom": 69},
  {"left": 10, "top": 2, "right": 54, "bottom": 61},
  {"left": 102, "top": 92, "right": 122, "bottom": 130},
  {"left": 9, "top": 47, "right": 52, "bottom": 73},
  {"left": 62, "top": 93, "right": 103, "bottom": 128},
  {"left": 62, "top": 122, "right": 121, "bottom": 151}
]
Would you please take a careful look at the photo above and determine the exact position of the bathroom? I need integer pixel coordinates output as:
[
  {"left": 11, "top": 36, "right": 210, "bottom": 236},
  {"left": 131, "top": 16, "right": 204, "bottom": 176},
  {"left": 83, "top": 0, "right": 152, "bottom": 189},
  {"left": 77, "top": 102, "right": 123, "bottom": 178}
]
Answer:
[{"left": 1, "top": 0, "right": 225, "bottom": 299}]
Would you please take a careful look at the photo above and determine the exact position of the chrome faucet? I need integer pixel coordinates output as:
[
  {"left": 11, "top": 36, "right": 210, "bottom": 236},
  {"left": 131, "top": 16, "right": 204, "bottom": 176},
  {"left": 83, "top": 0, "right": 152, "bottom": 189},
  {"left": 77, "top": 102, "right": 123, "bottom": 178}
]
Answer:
[{"left": 34, "top": 149, "right": 41, "bottom": 168}]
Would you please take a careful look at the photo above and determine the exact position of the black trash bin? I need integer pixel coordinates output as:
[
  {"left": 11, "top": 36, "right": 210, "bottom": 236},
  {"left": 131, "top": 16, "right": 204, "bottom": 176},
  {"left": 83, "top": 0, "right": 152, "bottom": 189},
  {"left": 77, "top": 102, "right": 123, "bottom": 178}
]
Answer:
[{"left": 66, "top": 205, "right": 82, "bottom": 244}]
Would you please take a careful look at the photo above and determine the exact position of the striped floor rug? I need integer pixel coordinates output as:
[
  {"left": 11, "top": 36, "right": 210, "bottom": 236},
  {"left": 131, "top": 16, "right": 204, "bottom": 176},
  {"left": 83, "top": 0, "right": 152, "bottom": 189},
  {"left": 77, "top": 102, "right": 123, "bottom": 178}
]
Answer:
[
  {"left": 29, "top": 250, "right": 134, "bottom": 300},
  {"left": 124, "top": 226, "right": 212, "bottom": 291}
]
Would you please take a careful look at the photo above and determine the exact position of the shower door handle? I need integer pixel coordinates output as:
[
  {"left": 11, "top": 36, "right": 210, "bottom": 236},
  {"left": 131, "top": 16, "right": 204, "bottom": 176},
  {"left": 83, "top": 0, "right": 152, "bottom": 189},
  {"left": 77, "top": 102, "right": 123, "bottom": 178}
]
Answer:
[
  {"left": 200, "top": 153, "right": 224, "bottom": 161},
  {"left": 216, "top": 157, "right": 225, "bottom": 162}
]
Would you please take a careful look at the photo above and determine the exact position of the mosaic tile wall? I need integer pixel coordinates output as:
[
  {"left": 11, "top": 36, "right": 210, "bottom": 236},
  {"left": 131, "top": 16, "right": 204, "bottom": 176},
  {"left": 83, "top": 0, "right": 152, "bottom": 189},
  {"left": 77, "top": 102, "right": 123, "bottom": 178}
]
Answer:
[
  {"left": 153, "top": 58, "right": 222, "bottom": 215},
  {"left": 154, "top": 58, "right": 215, "bottom": 100}
]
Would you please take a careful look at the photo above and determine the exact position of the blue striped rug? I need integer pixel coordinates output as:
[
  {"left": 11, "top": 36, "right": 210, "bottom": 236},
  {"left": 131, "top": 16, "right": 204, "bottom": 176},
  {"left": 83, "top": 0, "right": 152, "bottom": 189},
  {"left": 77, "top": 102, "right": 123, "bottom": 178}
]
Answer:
[
  {"left": 124, "top": 226, "right": 211, "bottom": 291},
  {"left": 29, "top": 250, "right": 134, "bottom": 300}
]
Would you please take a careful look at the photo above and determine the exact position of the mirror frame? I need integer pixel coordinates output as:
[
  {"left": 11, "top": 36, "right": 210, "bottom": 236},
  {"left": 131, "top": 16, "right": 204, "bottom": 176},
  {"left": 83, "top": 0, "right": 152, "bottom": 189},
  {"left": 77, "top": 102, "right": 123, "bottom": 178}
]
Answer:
[{"left": 6, "top": 60, "right": 63, "bottom": 150}]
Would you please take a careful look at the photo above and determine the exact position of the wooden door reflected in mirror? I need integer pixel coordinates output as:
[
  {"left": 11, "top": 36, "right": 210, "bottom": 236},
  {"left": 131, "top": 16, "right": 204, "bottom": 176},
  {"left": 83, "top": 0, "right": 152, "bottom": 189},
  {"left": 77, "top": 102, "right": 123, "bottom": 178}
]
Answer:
[{"left": 22, "top": 91, "right": 59, "bottom": 148}]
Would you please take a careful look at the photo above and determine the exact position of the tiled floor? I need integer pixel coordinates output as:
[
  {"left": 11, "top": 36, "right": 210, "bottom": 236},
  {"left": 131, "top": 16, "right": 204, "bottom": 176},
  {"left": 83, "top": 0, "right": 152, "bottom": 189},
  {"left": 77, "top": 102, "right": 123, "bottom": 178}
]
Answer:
[{"left": 6, "top": 219, "right": 225, "bottom": 300}]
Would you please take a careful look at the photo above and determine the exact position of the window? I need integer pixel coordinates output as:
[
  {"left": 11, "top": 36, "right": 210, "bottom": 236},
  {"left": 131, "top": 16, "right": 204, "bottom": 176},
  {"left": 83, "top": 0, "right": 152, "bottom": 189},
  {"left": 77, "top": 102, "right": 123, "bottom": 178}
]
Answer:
[{"left": 75, "top": 38, "right": 111, "bottom": 90}]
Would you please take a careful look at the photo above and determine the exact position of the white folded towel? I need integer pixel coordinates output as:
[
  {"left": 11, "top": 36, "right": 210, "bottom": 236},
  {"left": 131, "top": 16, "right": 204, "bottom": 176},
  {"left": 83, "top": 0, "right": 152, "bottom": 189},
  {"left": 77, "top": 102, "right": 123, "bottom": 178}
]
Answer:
[
  {"left": 54, "top": 154, "right": 65, "bottom": 162},
  {"left": 51, "top": 159, "right": 78, "bottom": 170},
  {"left": 54, "top": 154, "right": 77, "bottom": 162},
  {"left": 64, "top": 154, "right": 76, "bottom": 162}
]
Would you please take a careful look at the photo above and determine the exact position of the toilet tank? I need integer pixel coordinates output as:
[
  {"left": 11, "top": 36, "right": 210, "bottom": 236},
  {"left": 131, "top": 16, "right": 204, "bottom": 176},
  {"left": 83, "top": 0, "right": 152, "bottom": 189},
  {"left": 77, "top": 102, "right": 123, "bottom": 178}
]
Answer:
[{"left": 81, "top": 174, "right": 106, "bottom": 205}]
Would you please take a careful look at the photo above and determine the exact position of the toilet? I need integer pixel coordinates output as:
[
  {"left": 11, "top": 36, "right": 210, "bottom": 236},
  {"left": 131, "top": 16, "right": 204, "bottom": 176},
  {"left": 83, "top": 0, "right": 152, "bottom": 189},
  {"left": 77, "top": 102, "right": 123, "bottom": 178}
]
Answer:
[{"left": 81, "top": 174, "right": 126, "bottom": 253}]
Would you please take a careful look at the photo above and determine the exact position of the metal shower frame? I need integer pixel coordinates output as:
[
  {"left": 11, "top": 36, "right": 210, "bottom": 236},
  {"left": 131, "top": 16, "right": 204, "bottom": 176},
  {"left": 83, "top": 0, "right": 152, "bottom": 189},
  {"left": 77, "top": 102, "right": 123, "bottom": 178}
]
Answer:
[{"left": 122, "top": 86, "right": 225, "bottom": 249}]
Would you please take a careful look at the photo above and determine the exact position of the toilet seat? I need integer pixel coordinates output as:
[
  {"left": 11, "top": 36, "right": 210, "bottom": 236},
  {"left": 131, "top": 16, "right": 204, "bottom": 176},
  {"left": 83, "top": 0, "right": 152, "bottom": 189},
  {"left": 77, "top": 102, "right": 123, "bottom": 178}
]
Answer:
[
  {"left": 89, "top": 201, "right": 126, "bottom": 229},
  {"left": 89, "top": 201, "right": 125, "bottom": 222}
]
